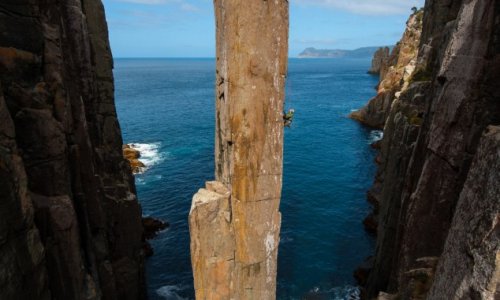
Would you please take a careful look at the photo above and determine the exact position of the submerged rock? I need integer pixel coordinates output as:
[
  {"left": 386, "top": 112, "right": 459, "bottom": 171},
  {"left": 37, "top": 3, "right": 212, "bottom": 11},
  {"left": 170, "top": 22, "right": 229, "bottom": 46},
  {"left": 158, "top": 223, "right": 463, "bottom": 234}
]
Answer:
[
  {"left": 354, "top": 256, "right": 375, "bottom": 287},
  {"left": 142, "top": 216, "right": 169, "bottom": 257},
  {"left": 363, "top": 213, "right": 378, "bottom": 235},
  {"left": 142, "top": 217, "right": 169, "bottom": 240},
  {"left": 371, "top": 140, "right": 382, "bottom": 150}
]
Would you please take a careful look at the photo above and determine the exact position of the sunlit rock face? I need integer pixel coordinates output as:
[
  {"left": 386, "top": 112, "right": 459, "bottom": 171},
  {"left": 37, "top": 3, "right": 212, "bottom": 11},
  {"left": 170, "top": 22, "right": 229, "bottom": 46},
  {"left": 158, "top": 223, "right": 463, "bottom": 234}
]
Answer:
[
  {"left": 0, "top": 1, "right": 146, "bottom": 299},
  {"left": 189, "top": 0, "right": 289, "bottom": 299},
  {"left": 368, "top": 47, "right": 390, "bottom": 76},
  {"left": 362, "top": 0, "right": 500, "bottom": 298},
  {"left": 349, "top": 10, "right": 423, "bottom": 129}
]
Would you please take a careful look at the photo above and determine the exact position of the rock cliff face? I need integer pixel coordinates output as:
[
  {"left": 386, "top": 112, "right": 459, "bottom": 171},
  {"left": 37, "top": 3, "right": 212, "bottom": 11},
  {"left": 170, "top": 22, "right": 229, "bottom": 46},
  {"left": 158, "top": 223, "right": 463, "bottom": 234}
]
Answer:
[
  {"left": 355, "top": 1, "right": 500, "bottom": 298},
  {"left": 189, "top": 0, "right": 289, "bottom": 299},
  {"left": 350, "top": 11, "right": 423, "bottom": 128},
  {"left": 427, "top": 126, "right": 500, "bottom": 299},
  {"left": 0, "top": 1, "right": 145, "bottom": 299},
  {"left": 368, "top": 47, "right": 390, "bottom": 76}
]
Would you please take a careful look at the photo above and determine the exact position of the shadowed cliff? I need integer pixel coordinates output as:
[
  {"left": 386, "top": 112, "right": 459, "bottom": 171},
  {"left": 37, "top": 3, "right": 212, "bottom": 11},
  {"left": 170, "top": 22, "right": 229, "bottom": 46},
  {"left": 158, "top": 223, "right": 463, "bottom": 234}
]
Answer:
[
  {"left": 0, "top": 1, "right": 146, "bottom": 299},
  {"left": 353, "top": 1, "right": 500, "bottom": 299}
]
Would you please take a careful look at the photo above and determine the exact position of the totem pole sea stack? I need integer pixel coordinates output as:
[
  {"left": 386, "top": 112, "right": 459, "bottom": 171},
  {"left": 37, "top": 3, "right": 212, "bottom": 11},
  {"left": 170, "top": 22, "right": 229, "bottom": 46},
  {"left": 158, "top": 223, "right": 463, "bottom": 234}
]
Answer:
[{"left": 189, "top": 0, "right": 289, "bottom": 299}]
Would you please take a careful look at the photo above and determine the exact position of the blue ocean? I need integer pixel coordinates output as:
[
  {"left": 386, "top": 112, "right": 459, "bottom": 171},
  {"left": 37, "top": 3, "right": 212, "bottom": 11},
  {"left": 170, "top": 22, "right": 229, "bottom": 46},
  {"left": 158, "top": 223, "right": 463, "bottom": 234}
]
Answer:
[{"left": 114, "top": 58, "right": 380, "bottom": 300}]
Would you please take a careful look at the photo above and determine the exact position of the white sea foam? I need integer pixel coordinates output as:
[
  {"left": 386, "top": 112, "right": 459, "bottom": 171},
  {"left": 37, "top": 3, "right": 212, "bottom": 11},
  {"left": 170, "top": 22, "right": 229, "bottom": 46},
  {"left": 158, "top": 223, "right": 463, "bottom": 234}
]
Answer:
[
  {"left": 127, "top": 142, "right": 167, "bottom": 174},
  {"left": 304, "top": 285, "right": 361, "bottom": 300},
  {"left": 368, "top": 130, "right": 383, "bottom": 144},
  {"left": 280, "top": 236, "right": 294, "bottom": 244},
  {"left": 329, "top": 285, "right": 361, "bottom": 300},
  {"left": 156, "top": 285, "right": 188, "bottom": 300}
]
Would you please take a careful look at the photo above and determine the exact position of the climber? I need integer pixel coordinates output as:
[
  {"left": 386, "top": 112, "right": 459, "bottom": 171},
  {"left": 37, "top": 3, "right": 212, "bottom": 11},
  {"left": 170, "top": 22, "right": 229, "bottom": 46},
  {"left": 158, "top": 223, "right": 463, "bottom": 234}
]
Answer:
[{"left": 283, "top": 108, "right": 295, "bottom": 127}]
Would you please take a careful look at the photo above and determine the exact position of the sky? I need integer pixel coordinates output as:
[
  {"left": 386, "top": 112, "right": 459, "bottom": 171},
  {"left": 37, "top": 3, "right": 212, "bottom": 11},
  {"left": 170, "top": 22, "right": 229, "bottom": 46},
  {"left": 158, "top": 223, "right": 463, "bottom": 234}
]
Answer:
[{"left": 102, "top": 0, "right": 424, "bottom": 57}]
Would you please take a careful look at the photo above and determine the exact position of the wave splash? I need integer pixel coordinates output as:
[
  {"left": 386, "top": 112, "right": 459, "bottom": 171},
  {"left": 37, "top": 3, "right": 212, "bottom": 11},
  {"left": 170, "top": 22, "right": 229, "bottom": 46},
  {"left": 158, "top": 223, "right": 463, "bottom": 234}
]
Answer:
[
  {"left": 127, "top": 142, "right": 166, "bottom": 174},
  {"left": 368, "top": 130, "right": 383, "bottom": 144},
  {"left": 302, "top": 285, "right": 361, "bottom": 300},
  {"left": 156, "top": 285, "right": 189, "bottom": 300}
]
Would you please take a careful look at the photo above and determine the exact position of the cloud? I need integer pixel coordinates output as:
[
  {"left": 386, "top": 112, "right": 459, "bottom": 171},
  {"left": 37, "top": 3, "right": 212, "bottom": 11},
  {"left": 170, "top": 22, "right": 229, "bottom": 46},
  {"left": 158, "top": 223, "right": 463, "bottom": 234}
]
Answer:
[
  {"left": 292, "top": 0, "right": 424, "bottom": 15},
  {"left": 180, "top": 3, "right": 200, "bottom": 12}
]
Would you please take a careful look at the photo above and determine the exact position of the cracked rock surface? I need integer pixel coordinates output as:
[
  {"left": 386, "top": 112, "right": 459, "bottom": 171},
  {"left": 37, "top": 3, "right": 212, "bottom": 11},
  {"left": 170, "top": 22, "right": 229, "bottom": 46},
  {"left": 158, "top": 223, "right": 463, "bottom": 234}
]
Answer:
[{"left": 189, "top": 1, "right": 289, "bottom": 299}]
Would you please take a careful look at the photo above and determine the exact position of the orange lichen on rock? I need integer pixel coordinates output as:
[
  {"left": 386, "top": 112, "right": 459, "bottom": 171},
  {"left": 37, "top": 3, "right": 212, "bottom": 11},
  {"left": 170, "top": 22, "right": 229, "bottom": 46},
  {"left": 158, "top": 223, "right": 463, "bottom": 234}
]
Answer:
[{"left": 123, "top": 144, "right": 145, "bottom": 174}]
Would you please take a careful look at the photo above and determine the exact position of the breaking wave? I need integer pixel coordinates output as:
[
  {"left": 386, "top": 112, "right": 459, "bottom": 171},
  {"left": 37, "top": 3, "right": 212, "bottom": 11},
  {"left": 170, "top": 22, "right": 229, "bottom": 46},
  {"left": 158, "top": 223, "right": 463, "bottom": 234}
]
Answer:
[
  {"left": 156, "top": 285, "right": 189, "bottom": 300},
  {"left": 368, "top": 130, "right": 383, "bottom": 144},
  {"left": 127, "top": 142, "right": 167, "bottom": 174}
]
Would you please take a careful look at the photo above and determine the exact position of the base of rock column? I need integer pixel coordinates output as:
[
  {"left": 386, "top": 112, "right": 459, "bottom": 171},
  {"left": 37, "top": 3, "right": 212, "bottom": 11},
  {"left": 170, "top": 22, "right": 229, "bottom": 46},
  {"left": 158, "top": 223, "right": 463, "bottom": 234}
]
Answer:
[{"left": 189, "top": 181, "right": 235, "bottom": 299}]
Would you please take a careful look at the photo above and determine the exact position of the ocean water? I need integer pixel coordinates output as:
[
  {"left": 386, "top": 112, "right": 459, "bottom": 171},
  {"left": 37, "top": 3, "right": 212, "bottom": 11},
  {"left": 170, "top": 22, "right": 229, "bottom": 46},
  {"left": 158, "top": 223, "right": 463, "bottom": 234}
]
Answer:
[{"left": 114, "top": 58, "right": 380, "bottom": 300}]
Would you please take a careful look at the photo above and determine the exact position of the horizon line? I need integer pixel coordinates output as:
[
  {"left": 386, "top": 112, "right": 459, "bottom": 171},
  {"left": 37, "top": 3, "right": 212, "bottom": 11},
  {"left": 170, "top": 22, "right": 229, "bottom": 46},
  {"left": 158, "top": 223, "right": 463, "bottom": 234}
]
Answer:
[
  {"left": 113, "top": 45, "right": 392, "bottom": 59},
  {"left": 113, "top": 55, "right": 378, "bottom": 59}
]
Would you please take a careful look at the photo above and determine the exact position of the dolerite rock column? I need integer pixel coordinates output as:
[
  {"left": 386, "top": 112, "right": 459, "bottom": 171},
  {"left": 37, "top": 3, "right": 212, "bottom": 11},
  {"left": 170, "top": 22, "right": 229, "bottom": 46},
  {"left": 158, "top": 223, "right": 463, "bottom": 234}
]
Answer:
[{"left": 189, "top": 0, "right": 289, "bottom": 299}]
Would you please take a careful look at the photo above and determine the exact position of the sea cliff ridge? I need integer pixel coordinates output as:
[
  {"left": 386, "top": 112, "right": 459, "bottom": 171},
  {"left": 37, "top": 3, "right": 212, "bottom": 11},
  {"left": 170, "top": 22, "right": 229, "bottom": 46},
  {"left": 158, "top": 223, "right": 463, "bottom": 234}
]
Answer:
[{"left": 351, "top": 3, "right": 500, "bottom": 299}]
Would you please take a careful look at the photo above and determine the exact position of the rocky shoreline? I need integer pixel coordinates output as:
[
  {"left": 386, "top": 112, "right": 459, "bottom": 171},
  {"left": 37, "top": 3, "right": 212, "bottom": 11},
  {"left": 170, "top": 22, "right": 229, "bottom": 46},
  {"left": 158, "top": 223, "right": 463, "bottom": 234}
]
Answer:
[
  {"left": 123, "top": 144, "right": 146, "bottom": 174},
  {"left": 349, "top": 9, "right": 422, "bottom": 129},
  {"left": 142, "top": 217, "right": 169, "bottom": 257},
  {"left": 122, "top": 144, "right": 169, "bottom": 256}
]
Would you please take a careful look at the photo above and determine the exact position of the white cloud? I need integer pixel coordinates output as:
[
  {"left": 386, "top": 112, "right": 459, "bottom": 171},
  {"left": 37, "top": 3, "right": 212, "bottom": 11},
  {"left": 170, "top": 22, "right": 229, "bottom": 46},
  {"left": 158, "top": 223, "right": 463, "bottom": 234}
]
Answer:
[
  {"left": 180, "top": 3, "right": 200, "bottom": 12},
  {"left": 292, "top": 0, "right": 424, "bottom": 15}
]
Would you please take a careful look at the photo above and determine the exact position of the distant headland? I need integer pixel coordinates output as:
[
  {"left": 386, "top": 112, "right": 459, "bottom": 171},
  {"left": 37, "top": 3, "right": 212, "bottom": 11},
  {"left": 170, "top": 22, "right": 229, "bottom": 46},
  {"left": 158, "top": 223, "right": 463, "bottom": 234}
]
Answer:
[{"left": 298, "top": 46, "right": 392, "bottom": 58}]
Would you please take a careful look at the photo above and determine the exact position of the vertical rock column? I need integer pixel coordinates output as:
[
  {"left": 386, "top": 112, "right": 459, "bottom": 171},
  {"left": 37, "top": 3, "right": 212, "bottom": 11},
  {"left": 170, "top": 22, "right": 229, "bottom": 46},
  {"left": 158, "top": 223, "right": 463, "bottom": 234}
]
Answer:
[{"left": 189, "top": 0, "right": 289, "bottom": 299}]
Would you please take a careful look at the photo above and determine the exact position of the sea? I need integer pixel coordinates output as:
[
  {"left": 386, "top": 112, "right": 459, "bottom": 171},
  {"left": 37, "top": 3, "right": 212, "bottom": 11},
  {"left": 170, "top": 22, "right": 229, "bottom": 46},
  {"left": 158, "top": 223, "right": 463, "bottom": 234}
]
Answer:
[{"left": 114, "top": 57, "right": 381, "bottom": 300}]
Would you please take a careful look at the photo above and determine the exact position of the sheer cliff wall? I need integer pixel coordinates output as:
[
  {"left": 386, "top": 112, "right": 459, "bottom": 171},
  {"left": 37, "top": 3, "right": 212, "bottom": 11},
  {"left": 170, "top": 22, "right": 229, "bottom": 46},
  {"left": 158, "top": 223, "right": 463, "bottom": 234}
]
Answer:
[
  {"left": 189, "top": 0, "right": 289, "bottom": 299},
  {"left": 0, "top": 1, "right": 145, "bottom": 299},
  {"left": 354, "top": 0, "right": 500, "bottom": 298},
  {"left": 368, "top": 47, "right": 390, "bottom": 76}
]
